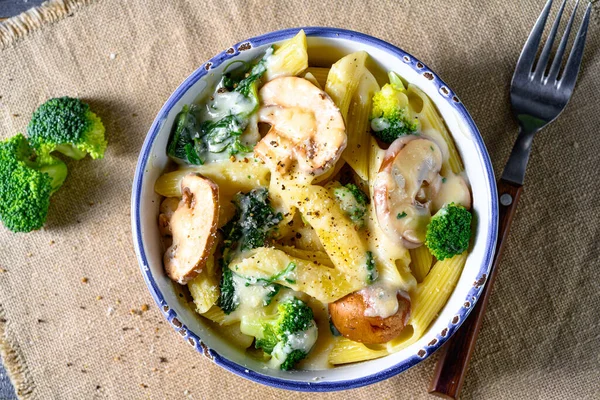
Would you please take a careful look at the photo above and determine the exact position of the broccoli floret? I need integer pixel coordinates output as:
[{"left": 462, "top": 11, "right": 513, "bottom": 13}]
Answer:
[
  {"left": 333, "top": 183, "right": 369, "bottom": 227},
  {"left": 27, "top": 97, "right": 107, "bottom": 161},
  {"left": 0, "top": 134, "right": 67, "bottom": 232},
  {"left": 425, "top": 203, "right": 472, "bottom": 260},
  {"left": 241, "top": 297, "right": 318, "bottom": 370},
  {"left": 218, "top": 188, "right": 283, "bottom": 314},
  {"left": 223, "top": 188, "right": 283, "bottom": 252},
  {"left": 370, "top": 72, "right": 418, "bottom": 144}
]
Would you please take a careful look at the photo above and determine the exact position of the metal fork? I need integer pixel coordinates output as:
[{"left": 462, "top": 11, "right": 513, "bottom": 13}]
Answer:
[{"left": 429, "top": 1, "right": 592, "bottom": 398}]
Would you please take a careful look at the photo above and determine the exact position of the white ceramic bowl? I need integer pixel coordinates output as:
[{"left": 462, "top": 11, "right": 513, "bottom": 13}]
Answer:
[{"left": 131, "top": 27, "right": 498, "bottom": 391}]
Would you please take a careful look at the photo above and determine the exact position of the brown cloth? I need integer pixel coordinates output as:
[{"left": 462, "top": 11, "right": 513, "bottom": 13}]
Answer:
[{"left": 0, "top": 0, "right": 599, "bottom": 398}]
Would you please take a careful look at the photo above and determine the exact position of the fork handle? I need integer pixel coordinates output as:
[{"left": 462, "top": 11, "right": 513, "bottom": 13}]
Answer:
[{"left": 428, "top": 178, "right": 523, "bottom": 399}]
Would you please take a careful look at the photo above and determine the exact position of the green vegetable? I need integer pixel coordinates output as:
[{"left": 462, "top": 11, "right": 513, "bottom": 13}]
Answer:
[
  {"left": 218, "top": 264, "right": 238, "bottom": 314},
  {"left": 166, "top": 105, "right": 204, "bottom": 165},
  {"left": 396, "top": 211, "right": 407, "bottom": 219},
  {"left": 425, "top": 203, "right": 472, "bottom": 260},
  {"left": 200, "top": 115, "right": 251, "bottom": 155},
  {"left": 231, "top": 47, "right": 272, "bottom": 100},
  {"left": 218, "top": 188, "right": 283, "bottom": 314},
  {"left": 167, "top": 49, "right": 272, "bottom": 165},
  {"left": 333, "top": 183, "right": 369, "bottom": 227},
  {"left": 222, "top": 187, "right": 283, "bottom": 252},
  {"left": 27, "top": 97, "right": 107, "bottom": 161},
  {"left": 0, "top": 134, "right": 67, "bottom": 232},
  {"left": 365, "top": 251, "right": 378, "bottom": 284},
  {"left": 369, "top": 72, "right": 418, "bottom": 143},
  {"left": 241, "top": 297, "right": 317, "bottom": 370},
  {"left": 263, "top": 284, "right": 282, "bottom": 306},
  {"left": 244, "top": 262, "right": 297, "bottom": 286}
]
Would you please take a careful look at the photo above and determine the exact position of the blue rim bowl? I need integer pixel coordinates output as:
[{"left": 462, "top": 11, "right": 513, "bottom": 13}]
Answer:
[{"left": 132, "top": 27, "right": 498, "bottom": 392}]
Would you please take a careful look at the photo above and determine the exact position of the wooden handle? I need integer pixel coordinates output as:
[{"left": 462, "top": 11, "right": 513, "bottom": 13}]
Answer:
[{"left": 428, "top": 178, "right": 523, "bottom": 399}]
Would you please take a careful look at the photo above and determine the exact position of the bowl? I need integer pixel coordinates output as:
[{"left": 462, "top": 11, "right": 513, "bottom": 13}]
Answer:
[{"left": 131, "top": 27, "right": 498, "bottom": 391}]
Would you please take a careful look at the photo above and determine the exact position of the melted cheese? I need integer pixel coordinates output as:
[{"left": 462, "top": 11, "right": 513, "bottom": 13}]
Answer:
[{"left": 359, "top": 283, "right": 399, "bottom": 318}]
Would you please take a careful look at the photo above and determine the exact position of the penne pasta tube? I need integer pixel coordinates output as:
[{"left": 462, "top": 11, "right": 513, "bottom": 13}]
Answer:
[
  {"left": 410, "top": 245, "right": 434, "bottom": 283},
  {"left": 265, "top": 30, "right": 308, "bottom": 81},
  {"left": 342, "top": 68, "right": 380, "bottom": 181},
  {"left": 230, "top": 247, "right": 363, "bottom": 303},
  {"left": 325, "top": 51, "right": 368, "bottom": 121},
  {"left": 305, "top": 67, "right": 330, "bottom": 88},
  {"left": 154, "top": 160, "right": 270, "bottom": 198}
]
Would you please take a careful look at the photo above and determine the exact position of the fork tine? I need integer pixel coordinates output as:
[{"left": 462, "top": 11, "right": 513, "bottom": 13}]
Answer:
[
  {"left": 547, "top": 0, "right": 580, "bottom": 82},
  {"left": 514, "top": 0, "right": 554, "bottom": 77},
  {"left": 559, "top": 2, "right": 591, "bottom": 90},
  {"left": 534, "top": 0, "right": 567, "bottom": 79}
]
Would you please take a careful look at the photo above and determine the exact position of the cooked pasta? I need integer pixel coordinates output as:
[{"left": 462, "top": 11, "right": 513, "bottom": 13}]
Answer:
[
  {"left": 410, "top": 245, "right": 434, "bottom": 283},
  {"left": 343, "top": 69, "right": 380, "bottom": 181},
  {"left": 302, "top": 71, "right": 322, "bottom": 90},
  {"left": 325, "top": 51, "right": 368, "bottom": 120},
  {"left": 305, "top": 67, "right": 330, "bottom": 89},
  {"left": 155, "top": 31, "right": 474, "bottom": 371},
  {"left": 264, "top": 30, "right": 308, "bottom": 81},
  {"left": 187, "top": 248, "right": 219, "bottom": 313}
]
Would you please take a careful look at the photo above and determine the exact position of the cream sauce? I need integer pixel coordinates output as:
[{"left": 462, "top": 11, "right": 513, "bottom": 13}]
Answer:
[
  {"left": 432, "top": 172, "right": 471, "bottom": 211},
  {"left": 359, "top": 283, "right": 399, "bottom": 318}
]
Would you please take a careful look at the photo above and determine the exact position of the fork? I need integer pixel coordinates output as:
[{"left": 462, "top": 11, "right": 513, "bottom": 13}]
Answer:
[{"left": 428, "top": 1, "right": 592, "bottom": 398}]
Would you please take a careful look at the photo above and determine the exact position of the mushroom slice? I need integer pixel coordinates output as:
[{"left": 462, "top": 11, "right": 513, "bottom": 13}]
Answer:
[
  {"left": 329, "top": 289, "right": 411, "bottom": 344},
  {"left": 373, "top": 135, "right": 443, "bottom": 248},
  {"left": 164, "top": 173, "right": 219, "bottom": 284},
  {"left": 158, "top": 197, "right": 181, "bottom": 249},
  {"left": 255, "top": 76, "right": 346, "bottom": 177},
  {"left": 158, "top": 197, "right": 180, "bottom": 238}
]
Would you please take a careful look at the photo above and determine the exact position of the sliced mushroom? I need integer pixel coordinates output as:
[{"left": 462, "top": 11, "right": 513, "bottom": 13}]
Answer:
[
  {"left": 329, "top": 289, "right": 411, "bottom": 344},
  {"left": 158, "top": 197, "right": 180, "bottom": 237},
  {"left": 255, "top": 76, "right": 346, "bottom": 177},
  {"left": 164, "top": 173, "right": 219, "bottom": 284},
  {"left": 373, "top": 135, "right": 443, "bottom": 248}
]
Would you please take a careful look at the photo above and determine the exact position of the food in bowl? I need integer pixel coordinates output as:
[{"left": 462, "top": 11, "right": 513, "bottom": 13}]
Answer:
[{"left": 153, "top": 30, "right": 473, "bottom": 371}]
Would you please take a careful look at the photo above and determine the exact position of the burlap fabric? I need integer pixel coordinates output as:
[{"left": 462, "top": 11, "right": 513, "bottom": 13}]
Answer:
[{"left": 0, "top": 0, "right": 598, "bottom": 398}]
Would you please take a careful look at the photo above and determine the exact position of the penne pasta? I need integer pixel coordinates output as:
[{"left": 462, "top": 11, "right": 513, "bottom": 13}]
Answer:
[
  {"left": 302, "top": 72, "right": 322, "bottom": 90},
  {"left": 410, "top": 245, "right": 434, "bottom": 283},
  {"left": 208, "top": 321, "right": 254, "bottom": 350},
  {"left": 154, "top": 160, "right": 270, "bottom": 198},
  {"left": 274, "top": 177, "right": 371, "bottom": 285},
  {"left": 386, "top": 252, "right": 468, "bottom": 352},
  {"left": 187, "top": 250, "right": 219, "bottom": 313},
  {"left": 325, "top": 51, "right": 368, "bottom": 121},
  {"left": 272, "top": 244, "right": 334, "bottom": 267},
  {"left": 265, "top": 30, "right": 308, "bottom": 81},
  {"left": 230, "top": 247, "right": 363, "bottom": 303},
  {"left": 305, "top": 67, "right": 330, "bottom": 88},
  {"left": 201, "top": 305, "right": 240, "bottom": 326},
  {"left": 342, "top": 69, "right": 380, "bottom": 182},
  {"left": 328, "top": 337, "right": 388, "bottom": 365}
]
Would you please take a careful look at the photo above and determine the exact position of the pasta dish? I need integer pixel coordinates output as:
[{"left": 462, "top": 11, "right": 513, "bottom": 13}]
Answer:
[{"left": 154, "top": 30, "right": 473, "bottom": 370}]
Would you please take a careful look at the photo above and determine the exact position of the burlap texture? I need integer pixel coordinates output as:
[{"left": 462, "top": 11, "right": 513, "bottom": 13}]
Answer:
[{"left": 0, "top": 0, "right": 598, "bottom": 398}]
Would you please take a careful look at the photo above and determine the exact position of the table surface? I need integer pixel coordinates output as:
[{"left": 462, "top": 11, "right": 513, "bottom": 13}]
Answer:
[{"left": 0, "top": 4, "right": 39, "bottom": 399}]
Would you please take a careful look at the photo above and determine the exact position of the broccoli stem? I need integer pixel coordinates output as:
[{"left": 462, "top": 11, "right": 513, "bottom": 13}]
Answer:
[
  {"left": 38, "top": 161, "right": 68, "bottom": 193},
  {"left": 55, "top": 144, "right": 87, "bottom": 161}
]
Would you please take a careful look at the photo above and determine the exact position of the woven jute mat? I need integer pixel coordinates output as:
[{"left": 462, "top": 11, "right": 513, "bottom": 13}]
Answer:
[{"left": 0, "top": 0, "right": 598, "bottom": 398}]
